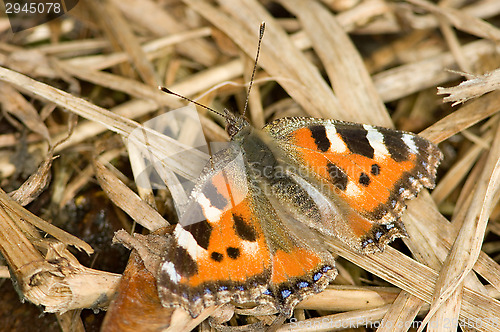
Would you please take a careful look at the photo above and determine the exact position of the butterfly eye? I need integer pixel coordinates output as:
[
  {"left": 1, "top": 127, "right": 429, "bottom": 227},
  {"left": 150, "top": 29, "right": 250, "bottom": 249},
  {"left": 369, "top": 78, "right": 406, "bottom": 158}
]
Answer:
[{"left": 226, "top": 123, "right": 239, "bottom": 137}]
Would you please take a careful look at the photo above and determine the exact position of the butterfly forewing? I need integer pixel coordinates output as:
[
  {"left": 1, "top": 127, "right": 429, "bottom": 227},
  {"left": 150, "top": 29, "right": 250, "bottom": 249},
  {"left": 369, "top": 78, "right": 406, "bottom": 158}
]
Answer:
[{"left": 158, "top": 149, "right": 272, "bottom": 317}]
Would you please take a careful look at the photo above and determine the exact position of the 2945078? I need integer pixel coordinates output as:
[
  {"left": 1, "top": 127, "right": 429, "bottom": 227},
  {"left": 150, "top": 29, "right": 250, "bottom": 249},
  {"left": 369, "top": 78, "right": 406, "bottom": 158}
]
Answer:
[{"left": 5, "top": 2, "right": 61, "bottom": 14}]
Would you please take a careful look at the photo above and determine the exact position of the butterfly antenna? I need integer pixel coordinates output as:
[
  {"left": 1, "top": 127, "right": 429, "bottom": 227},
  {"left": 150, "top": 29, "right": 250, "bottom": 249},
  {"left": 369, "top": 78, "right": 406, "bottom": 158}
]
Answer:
[
  {"left": 159, "top": 87, "right": 226, "bottom": 118},
  {"left": 161, "top": 22, "right": 265, "bottom": 119},
  {"left": 242, "top": 22, "right": 265, "bottom": 118}
]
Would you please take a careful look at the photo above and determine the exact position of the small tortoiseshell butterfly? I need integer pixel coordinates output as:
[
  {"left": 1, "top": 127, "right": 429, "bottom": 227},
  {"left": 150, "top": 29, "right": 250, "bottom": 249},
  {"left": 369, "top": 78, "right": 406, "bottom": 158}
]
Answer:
[{"left": 156, "top": 24, "right": 442, "bottom": 318}]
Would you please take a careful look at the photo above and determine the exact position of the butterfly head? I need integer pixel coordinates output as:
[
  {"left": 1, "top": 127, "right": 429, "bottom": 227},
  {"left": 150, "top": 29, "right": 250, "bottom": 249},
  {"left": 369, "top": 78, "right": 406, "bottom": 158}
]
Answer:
[{"left": 224, "top": 108, "right": 250, "bottom": 138}]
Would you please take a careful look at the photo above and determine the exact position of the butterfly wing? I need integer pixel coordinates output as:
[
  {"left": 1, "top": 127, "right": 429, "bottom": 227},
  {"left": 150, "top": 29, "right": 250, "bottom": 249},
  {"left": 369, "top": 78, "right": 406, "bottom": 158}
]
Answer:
[
  {"left": 263, "top": 117, "right": 442, "bottom": 252},
  {"left": 158, "top": 143, "right": 336, "bottom": 317}
]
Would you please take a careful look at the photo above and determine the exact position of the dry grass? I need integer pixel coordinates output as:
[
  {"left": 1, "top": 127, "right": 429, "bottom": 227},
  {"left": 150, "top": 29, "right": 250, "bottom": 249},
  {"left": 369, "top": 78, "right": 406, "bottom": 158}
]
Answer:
[{"left": 0, "top": 0, "right": 499, "bottom": 331}]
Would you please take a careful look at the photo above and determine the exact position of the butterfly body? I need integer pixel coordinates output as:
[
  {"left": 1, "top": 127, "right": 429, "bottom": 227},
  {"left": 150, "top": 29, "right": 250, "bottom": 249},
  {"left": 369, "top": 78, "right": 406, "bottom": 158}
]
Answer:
[{"left": 157, "top": 114, "right": 442, "bottom": 318}]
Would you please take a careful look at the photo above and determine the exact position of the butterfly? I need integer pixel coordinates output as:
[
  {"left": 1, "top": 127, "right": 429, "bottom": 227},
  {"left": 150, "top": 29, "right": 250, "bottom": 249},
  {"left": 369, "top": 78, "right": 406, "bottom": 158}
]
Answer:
[
  {"left": 153, "top": 23, "right": 442, "bottom": 319},
  {"left": 155, "top": 102, "right": 442, "bottom": 318}
]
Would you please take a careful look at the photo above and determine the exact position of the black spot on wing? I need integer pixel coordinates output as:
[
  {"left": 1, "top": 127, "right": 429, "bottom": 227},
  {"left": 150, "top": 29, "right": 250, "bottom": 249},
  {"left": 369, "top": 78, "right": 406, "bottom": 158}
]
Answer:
[
  {"left": 210, "top": 252, "right": 223, "bottom": 262},
  {"left": 184, "top": 220, "right": 213, "bottom": 250},
  {"left": 203, "top": 180, "right": 227, "bottom": 210},
  {"left": 380, "top": 129, "right": 410, "bottom": 162},
  {"left": 371, "top": 164, "right": 380, "bottom": 176},
  {"left": 327, "top": 162, "right": 347, "bottom": 191},
  {"left": 359, "top": 172, "right": 370, "bottom": 186},
  {"left": 309, "top": 125, "right": 330, "bottom": 152},
  {"left": 173, "top": 246, "right": 198, "bottom": 277},
  {"left": 336, "top": 126, "right": 374, "bottom": 159},
  {"left": 233, "top": 213, "right": 257, "bottom": 242},
  {"left": 226, "top": 247, "right": 240, "bottom": 259}
]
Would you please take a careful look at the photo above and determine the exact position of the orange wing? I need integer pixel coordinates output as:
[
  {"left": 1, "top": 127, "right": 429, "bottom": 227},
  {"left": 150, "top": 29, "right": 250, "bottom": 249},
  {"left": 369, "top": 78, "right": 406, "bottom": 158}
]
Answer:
[
  {"left": 264, "top": 117, "right": 442, "bottom": 252},
  {"left": 158, "top": 146, "right": 336, "bottom": 317}
]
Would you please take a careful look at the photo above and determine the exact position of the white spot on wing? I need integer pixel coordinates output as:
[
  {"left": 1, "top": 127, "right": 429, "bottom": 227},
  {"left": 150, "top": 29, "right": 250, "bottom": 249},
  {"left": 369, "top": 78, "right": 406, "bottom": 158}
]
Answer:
[
  {"left": 346, "top": 182, "right": 363, "bottom": 198},
  {"left": 240, "top": 240, "right": 259, "bottom": 255},
  {"left": 364, "top": 124, "right": 389, "bottom": 161},
  {"left": 196, "top": 192, "right": 223, "bottom": 223},
  {"left": 325, "top": 124, "right": 347, "bottom": 153},
  {"left": 402, "top": 134, "right": 418, "bottom": 154},
  {"left": 174, "top": 225, "right": 205, "bottom": 258},
  {"left": 161, "top": 261, "right": 181, "bottom": 283}
]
